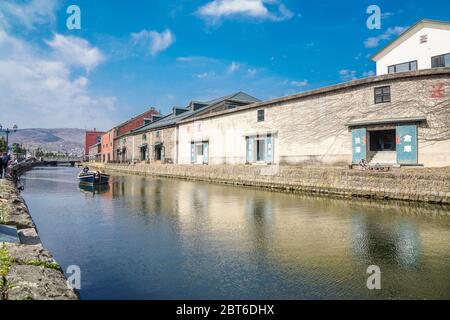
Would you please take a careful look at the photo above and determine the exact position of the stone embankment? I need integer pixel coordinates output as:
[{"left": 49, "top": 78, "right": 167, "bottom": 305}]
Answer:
[
  {"left": 0, "top": 162, "right": 78, "bottom": 300},
  {"left": 89, "top": 163, "right": 450, "bottom": 205}
]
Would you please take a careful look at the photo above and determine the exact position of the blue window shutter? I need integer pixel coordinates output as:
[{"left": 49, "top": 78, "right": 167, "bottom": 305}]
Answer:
[
  {"left": 246, "top": 137, "right": 254, "bottom": 163},
  {"left": 396, "top": 124, "right": 418, "bottom": 164},
  {"left": 161, "top": 146, "right": 165, "bottom": 161},
  {"left": 203, "top": 142, "right": 209, "bottom": 164},
  {"left": 190, "top": 143, "right": 195, "bottom": 164},
  {"left": 352, "top": 128, "right": 367, "bottom": 164},
  {"left": 266, "top": 134, "right": 273, "bottom": 163}
]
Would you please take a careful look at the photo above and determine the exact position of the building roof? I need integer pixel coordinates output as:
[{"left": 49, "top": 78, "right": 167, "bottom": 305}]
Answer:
[
  {"left": 128, "top": 92, "right": 259, "bottom": 135},
  {"left": 179, "top": 68, "right": 450, "bottom": 125},
  {"left": 203, "top": 91, "right": 260, "bottom": 105},
  {"left": 115, "top": 107, "right": 159, "bottom": 129},
  {"left": 371, "top": 19, "right": 450, "bottom": 62}
]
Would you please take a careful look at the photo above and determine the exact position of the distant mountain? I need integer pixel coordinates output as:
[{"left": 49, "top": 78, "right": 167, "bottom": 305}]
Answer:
[{"left": 7, "top": 128, "right": 86, "bottom": 156}]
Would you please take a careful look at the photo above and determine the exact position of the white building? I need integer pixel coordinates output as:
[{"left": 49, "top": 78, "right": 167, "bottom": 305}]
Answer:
[{"left": 372, "top": 19, "right": 450, "bottom": 75}]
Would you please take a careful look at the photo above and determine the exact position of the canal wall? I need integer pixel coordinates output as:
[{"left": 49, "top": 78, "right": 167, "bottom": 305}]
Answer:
[
  {"left": 8, "top": 161, "right": 45, "bottom": 180},
  {"left": 89, "top": 163, "right": 450, "bottom": 205},
  {"left": 0, "top": 163, "right": 79, "bottom": 300}
]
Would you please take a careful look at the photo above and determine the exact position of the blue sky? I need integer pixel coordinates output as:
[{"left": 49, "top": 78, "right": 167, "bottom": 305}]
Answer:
[{"left": 0, "top": 0, "right": 449, "bottom": 130}]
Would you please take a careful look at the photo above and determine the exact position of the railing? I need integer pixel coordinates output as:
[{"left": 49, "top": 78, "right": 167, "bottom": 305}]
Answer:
[{"left": 41, "top": 157, "right": 82, "bottom": 162}]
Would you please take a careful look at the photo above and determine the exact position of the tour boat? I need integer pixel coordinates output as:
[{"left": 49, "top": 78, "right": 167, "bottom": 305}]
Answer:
[{"left": 78, "top": 171, "right": 110, "bottom": 185}]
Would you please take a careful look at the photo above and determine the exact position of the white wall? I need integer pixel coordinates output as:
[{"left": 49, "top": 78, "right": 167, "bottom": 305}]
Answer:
[
  {"left": 177, "top": 74, "right": 450, "bottom": 168},
  {"left": 376, "top": 27, "right": 450, "bottom": 75}
]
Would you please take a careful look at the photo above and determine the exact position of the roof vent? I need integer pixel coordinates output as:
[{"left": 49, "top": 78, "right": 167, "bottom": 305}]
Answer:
[
  {"left": 190, "top": 102, "right": 208, "bottom": 111},
  {"left": 173, "top": 107, "right": 189, "bottom": 116},
  {"left": 419, "top": 34, "right": 428, "bottom": 44}
]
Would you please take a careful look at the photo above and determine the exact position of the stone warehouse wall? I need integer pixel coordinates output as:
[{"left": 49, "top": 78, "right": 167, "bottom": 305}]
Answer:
[
  {"left": 178, "top": 70, "right": 450, "bottom": 167},
  {"left": 117, "top": 126, "right": 178, "bottom": 163},
  {"left": 0, "top": 167, "right": 78, "bottom": 300},
  {"left": 92, "top": 163, "right": 450, "bottom": 205}
]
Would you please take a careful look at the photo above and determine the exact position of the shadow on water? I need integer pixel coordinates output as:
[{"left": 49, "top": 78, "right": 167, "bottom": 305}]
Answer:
[{"left": 19, "top": 166, "right": 450, "bottom": 300}]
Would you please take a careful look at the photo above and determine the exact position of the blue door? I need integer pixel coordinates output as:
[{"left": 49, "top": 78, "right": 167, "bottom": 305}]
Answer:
[
  {"left": 352, "top": 128, "right": 367, "bottom": 164},
  {"left": 266, "top": 134, "right": 273, "bottom": 164},
  {"left": 203, "top": 142, "right": 209, "bottom": 164},
  {"left": 190, "top": 143, "right": 195, "bottom": 164},
  {"left": 396, "top": 124, "right": 418, "bottom": 165},
  {"left": 246, "top": 137, "right": 254, "bottom": 164}
]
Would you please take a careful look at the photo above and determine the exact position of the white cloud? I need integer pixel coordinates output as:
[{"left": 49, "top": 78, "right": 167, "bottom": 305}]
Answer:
[
  {"left": 381, "top": 12, "right": 394, "bottom": 20},
  {"left": 338, "top": 70, "right": 376, "bottom": 81},
  {"left": 195, "top": 72, "right": 215, "bottom": 79},
  {"left": 131, "top": 29, "right": 175, "bottom": 56},
  {"left": 0, "top": 28, "right": 117, "bottom": 129},
  {"left": 339, "top": 69, "right": 357, "bottom": 81},
  {"left": 364, "top": 26, "right": 406, "bottom": 48},
  {"left": 362, "top": 70, "right": 375, "bottom": 77},
  {"left": 177, "top": 56, "right": 208, "bottom": 62},
  {"left": 46, "top": 34, "right": 106, "bottom": 72},
  {"left": 290, "top": 80, "right": 309, "bottom": 87},
  {"left": 197, "top": 0, "right": 294, "bottom": 23},
  {"left": 228, "top": 61, "right": 240, "bottom": 73},
  {"left": 247, "top": 68, "right": 258, "bottom": 77},
  {"left": 0, "top": 0, "right": 58, "bottom": 30}
]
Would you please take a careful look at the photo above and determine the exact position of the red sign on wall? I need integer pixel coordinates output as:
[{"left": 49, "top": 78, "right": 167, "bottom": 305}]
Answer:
[{"left": 431, "top": 83, "right": 445, "bottom": 99}]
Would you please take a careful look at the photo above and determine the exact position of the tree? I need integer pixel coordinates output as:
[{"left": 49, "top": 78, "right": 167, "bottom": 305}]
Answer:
[
  {"left": 35, "top": 148, "right": 45, "bottom": 157},
  {"left": 0, "top": 137, "right": 5, "bottom": 153},
  {"left": 11, "top": 143, "right": 26, "bottom": 156}
]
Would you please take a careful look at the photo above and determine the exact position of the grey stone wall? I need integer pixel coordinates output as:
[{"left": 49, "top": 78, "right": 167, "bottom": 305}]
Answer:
[
  {"left": 122, "top": 126, "right": 178, "bottom": 164},
  {"left": 91, "top": 163, "right": 450, "bottom": 205},
  {"left": 0, "top": 167, "right": 78, "bottom": 300}
]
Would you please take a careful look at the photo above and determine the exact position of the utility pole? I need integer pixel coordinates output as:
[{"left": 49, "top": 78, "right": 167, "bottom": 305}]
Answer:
[{"left": 0, "top": 124, "right": 18, "bottom": 152}]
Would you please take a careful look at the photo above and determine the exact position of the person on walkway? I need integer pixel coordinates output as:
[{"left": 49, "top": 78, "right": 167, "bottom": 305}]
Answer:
[
  {"left": 0, "top": 153, "right": 3, "bottom": 179},
  {"left": 2, "top": 153, "right": 10, "bottom": 178}
]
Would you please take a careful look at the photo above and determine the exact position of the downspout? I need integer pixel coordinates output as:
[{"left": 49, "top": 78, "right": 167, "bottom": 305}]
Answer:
[
  {"left": 175, "top": 125, "right": 179, "bottom": 164},
  {"left": 132, "top": 136, "right": 135, "bottom": 161}
]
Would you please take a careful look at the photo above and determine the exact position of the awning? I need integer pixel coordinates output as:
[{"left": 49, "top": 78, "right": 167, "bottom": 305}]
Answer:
[
  {"left": 345, "top": 116, "right": 426, "bottom": 127},
  {"left": 242, "top": 130, "right": 278, "bottom": 137},
  {"left": 190, "top": 138, "right": 209, "bottom": 143}
]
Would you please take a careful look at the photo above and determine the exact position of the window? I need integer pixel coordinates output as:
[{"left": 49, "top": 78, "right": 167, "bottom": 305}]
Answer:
[
  {"left": 155, "top": 131, "right": 160, "bottom": 138},
  {"left": 257, "top": 109, "right": 265, "bottom": 122},
  {"left": 431, "top": 53, "right": 450, "bottom": 68},
  {"left": 374, "top": 86, "right": 391, "bottom": 104},
  {"left": 388, "top": 61, "right": 417, "bottom": 74}
]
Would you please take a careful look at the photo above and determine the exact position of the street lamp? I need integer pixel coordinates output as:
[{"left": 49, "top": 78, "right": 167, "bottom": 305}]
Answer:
[{"left": 0, "top": 124, "right": 18, "bottom": 153}]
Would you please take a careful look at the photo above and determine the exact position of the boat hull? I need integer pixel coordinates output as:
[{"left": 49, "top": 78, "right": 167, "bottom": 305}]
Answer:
[{"left": 78, "top": 173, "right": 110, "bottom": 185}]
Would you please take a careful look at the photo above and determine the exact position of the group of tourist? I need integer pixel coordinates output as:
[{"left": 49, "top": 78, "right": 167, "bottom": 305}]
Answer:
[{"left": 0, "top": 152, "right": 11, "bottom": 179}]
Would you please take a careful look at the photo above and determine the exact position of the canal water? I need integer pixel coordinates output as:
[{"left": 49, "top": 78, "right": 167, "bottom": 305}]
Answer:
[{"left": 20, "top": 167, "right": 450, "bottom": 300}]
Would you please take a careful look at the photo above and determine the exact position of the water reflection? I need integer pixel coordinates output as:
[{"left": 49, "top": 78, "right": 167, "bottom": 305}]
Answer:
[
  {"left": 78, "top": 183, "right": 111, "bottom": 196},
  {"left": 20, "top": 167, "right": 450, "bottom": 299}
]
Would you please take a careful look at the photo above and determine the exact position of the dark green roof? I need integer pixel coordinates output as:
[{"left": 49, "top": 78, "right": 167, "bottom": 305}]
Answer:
[{"left": 130, "top": 92, "right": 260, "bottom": 135}]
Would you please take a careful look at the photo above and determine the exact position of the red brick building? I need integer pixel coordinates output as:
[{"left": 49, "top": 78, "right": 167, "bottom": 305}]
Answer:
[
  {"left": 116, "top": 107, "right": 159, "bottom": 137},
  {"left": 111, "top": 107, "right": 160, "bottom": 162},
  {"left": 84, "top": 130, "right": 105, "bottom": 161}
]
